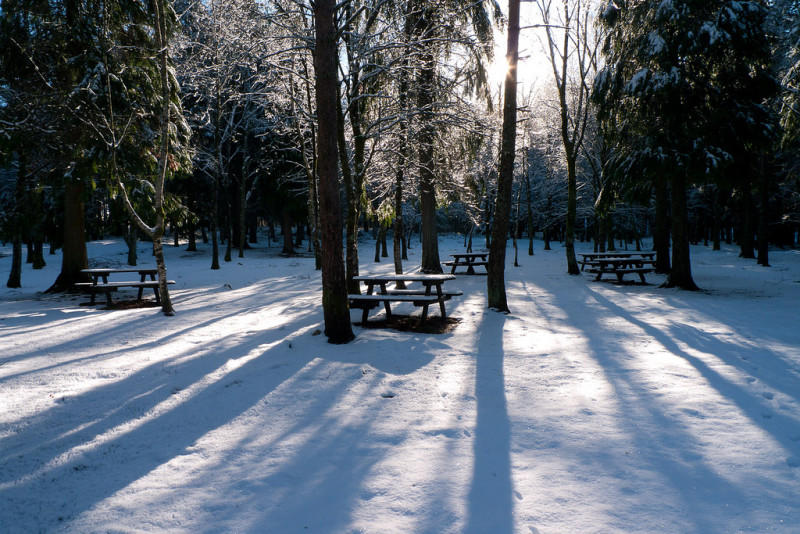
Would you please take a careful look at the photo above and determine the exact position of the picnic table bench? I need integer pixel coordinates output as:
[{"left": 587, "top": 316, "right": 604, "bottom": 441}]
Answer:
[
  {"left": 349, "top": 273, "right": 461, "bottom": 324},
  {"left": 579, "top": 253, "right": 656, "bottom": 284},
  {"left": 443, "top": 252, "right": 489, "bottom": 275},
  {"left": 75, "top": 268, "right": 174, "bottom": 305}
]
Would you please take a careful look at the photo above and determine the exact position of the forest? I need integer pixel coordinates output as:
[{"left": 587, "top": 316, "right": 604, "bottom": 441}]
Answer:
[
  {"left": 4, "top": 2, "right": 800, "bottom": 532},
  {"left": 2, "top": 0, "right": 800, "bottom": 339}
]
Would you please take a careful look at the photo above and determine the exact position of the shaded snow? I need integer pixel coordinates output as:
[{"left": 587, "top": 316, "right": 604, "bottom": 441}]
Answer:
[{"left": 1, "top": 234, "right": 799, "bottom": 533}]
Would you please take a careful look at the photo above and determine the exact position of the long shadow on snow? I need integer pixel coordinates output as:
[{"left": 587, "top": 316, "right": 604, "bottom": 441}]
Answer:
[
  {"left": 585, "top": 286, "right": 800, "bottom": 466},
  {"left": 0, "top": 277, "right": 308, "bottom": 381},
  {"left": 464, "top": 311, "right": 514, "bottom": 534},
  {"left": 1, "top": 301, "right": 439, "bottom": 532},
  {"left": 532, "top": 279, "right": 755, "bottom": 532},
  {"left": 0, "top": 275, "right": 337, "bottom": 532}
]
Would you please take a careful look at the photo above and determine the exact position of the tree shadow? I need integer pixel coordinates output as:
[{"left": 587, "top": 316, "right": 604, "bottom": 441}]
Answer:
[
  {"left": 1, "top": 273, "right": 442, "bottom": 533},
  {"left": 465, "top": 311, "right": 514, "bottom": 534}
]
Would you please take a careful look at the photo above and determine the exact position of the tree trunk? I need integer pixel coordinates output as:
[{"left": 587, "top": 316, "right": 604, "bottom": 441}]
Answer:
[
  {"left": 48, "top": 182, "right": 90, "bottom": 292},
  {"left": 282, "top": 208, "right": 294, "bottom": 255},
  {"left": 7, "top": 158, "right": 25, "bottom": 288},
  {"left": 487, "top": 0, "right": 519, "bottom": 312},
  {"left": 337, "top": 95, "right": 361, "bottom": 293},
  {"left": 416, "top": 6, "right": 442, "bottom": 273},
  {"left": 127, "top": 221, "right": 138, "bottom": 266},
  {"left": 653, "top": 174, "right": 671, "bottom": 273},
  {"left": 7, "top": 236, "right": 22, "bottom": 288},
  {"left": 31, "top": 239, "right": 46, "bottom": 269},
  {"left": 564, "top": 155, "right": 580, "bottom": 274},
  {"left": 757, "top": 156, "right": 770, "bottom": 267},
  {"left": 210, "top": 177, "right": 220, "bottom": 269},
  {"left": 739, "top": 180, "right": 756, "bottom": 258},
  {"left": 663, "top": 172, "right": 699, "bottom": 290},
  {"left": 315, "top": 0, "right": 354, "bottom": 343}
]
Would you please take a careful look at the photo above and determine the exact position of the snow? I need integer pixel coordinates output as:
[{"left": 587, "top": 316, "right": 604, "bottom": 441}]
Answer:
[{"left": 2, "top": 234, "right": 800, "bottom": 533}]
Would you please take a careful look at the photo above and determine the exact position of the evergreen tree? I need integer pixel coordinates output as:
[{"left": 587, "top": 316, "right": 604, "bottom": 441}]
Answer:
[{"left": 595, "top": 0, "right": 778, "bottom": 290}]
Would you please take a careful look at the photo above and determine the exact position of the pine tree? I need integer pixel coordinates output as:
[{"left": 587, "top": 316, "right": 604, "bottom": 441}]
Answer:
[{"left": 595, "top": 0, "right": 778, "bottom": 290}]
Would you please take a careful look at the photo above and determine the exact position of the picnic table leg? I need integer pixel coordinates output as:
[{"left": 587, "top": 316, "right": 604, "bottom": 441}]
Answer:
[
  {"left": 379, "top": 282, "right": 391, "bottom": 317},
  {"left": 616, "top": 272, "right": 624, "bottom": 283},
  {"left": 434, "top": 283, "right": 447, "bottom": 318},
  {"left": 450, "top": 262, "right": 457, "bottom": 274},
  {"left": 89, "top": 275, "right": 104, "bottom": 305},
  {"left": 638, "top": 272, "right": 647, "bottom": 284},
  {"left": 138, "top": 273, "right": 147, "bottom": 300},
  {"left": 361, "top": 307, "right": 370, "bottom": 325},
  {"left": 104, "top": 288, "right": 114, "bottom": 306}
]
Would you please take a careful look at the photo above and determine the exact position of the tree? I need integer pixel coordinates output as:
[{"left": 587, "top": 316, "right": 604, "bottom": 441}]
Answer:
[
  {"left": 595, "top": 0, "right": 777, "bottom": 290},
  {"left": 113, "top": 0, "right": 190, "bottom": 315},
  {"left": 407, "top": 0, "right": 499, "bottom": 273},
  {"left": 538, "top": 0, "right": 599, "bottom": 275},
  {"left": 315, "top": 0, "right": 355, "bottom": 343},
  {"left": 487, "top": 0, "right": 520, "bottom": 312}
]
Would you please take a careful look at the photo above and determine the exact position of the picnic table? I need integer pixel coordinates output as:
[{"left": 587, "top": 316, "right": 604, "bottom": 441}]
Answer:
[
  {"left": 579, "top": 253, "right": 656, "bottom": 284},
  {"left": 443, "top": 252, "right": 489, "bottom": 275},
  {"left": 349, "top": 273, "right": 461, "bottom": 324},
  {"left": 75, "top": 268, "right": 174, "bottom": 305},
  {"left": 578, "top": 251, "right": 655, "bottom": 271}
]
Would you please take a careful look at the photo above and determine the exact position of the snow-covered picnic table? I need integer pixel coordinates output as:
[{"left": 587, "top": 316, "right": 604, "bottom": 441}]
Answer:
[
  {"left": 579, "top": 252, "right": 656, "bottom": 283},
  {"left": 75, "top": 267, "right": 173, "bottom": 305},
  {"left": 443, "top": 252, "right": 489, "bottom": 275},
  {"left": 349, "top": 273, "right": 461, "bottom": 324}
]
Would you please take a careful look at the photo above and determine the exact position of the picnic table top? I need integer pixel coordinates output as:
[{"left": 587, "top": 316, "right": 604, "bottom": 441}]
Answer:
[
  {"left": 579, "top": 252, "right": 654, "bottom": 258},
  {"left": 354, "top": 273, "right": 456, "bottom": 283},
  {"left": 81, "top": 267, "right": 159, "bottom": 274},
  {"left": 450, "top": 252, "right": 488, "bottom": 258}
]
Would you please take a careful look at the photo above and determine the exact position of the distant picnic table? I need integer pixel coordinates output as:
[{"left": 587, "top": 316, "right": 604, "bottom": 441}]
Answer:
[
  {"left": 349, "top": 273, "right": 462, "bottom": 324},
  {"left": 75, "top": 268, "right": 174, "bottom": 305},
  {"left": 579, "top": 252, "right": 656, "bottom": 284},
  {"left": 443, "top": 252, "right": 488, "bottom": 275}
]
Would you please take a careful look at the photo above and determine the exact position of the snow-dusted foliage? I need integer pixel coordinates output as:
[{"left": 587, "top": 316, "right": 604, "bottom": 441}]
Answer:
[{"left": 595, "top": 0, "right": 777, "bottom": 179}]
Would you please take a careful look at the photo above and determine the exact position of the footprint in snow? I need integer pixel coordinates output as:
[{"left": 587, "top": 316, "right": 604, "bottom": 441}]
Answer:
[{"left": 761, "top": 392, "right": 775, "bottom": 400}]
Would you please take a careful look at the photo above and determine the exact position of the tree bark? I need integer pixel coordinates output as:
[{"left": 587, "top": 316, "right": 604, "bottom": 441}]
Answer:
[
  {"left": 487, "top": 0, "right": 520, "bottom": 312},
  {"left": 653, "top": 173, "right": 671, "bottom": 273},
  {"left": 739, "top": 179, "right": 756, "bottom": 259},
  {"left": 315, "top": 0, "right": 354, "bottom": 343},
  {"left": 415, "top": 5, "right": 442, "bottom": 273},
  {"left": 757, "top": 155, "right": 770, "bottom": 267},
  {"left": 48, "top": 182, "right": 90, "bottom": 292},
  {"left": 663, "top": 172, "right": 699, "bottom": 290}
]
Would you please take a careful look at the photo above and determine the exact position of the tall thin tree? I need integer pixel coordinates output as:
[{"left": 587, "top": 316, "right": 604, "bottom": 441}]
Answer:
[
  {"left": 315, "top": 0, "right": 355, "bottom": 343},
  {"left": 487, "top": 0, "right": 520, "bottom": 312}
]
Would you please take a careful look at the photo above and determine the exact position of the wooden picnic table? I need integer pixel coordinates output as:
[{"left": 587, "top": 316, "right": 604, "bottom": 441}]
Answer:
[
  {"left": 581, "top": 255, "right": 657, "bottom": 284},
  {"left": 350, "top": 273, "right": 461, "bottom": 324},
  {"left": 75, "top": 267, "right": 174, "bottom": 305},
  {"left": 578, "top": 252, "right": 655, "bottom": 271},
  {"left": 443, "top": 252, "right": 489, "bottom": 275}
]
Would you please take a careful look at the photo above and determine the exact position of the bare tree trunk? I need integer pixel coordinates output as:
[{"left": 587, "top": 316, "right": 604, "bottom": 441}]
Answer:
[
  {"left": 415, "top": 5, "right": 442, "bottom": 273},
  {"left": 757, "top": 155, "right": 770, "bottom": 267},
  {"left": 487, "top": 0, "right": 520, "bottom": 312},
  {"left": 127, "top": 221, "right": 138, "bottom": 266},
  {"left": 315, "top": 0, "right": 354, "bottom": 343},
  {"left": 49, "top": 182, "right": 90, "bottom": 291},
  {"left": 337, "top": 93, "right": 361, "bottom": 293},
  {"left": 663, "top": 172, "right": 698, "bottom": 290},
  {"left": 7, "top": 156, "right": 26, "bottom": 288},
  {"left": 653, "top": 174, "right": 671, "bottom": 273}
]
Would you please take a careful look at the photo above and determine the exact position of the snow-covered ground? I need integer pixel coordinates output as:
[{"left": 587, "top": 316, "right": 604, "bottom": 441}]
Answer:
[{"left": 1, "top": 233, "right": 799, "bottom": 533}]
